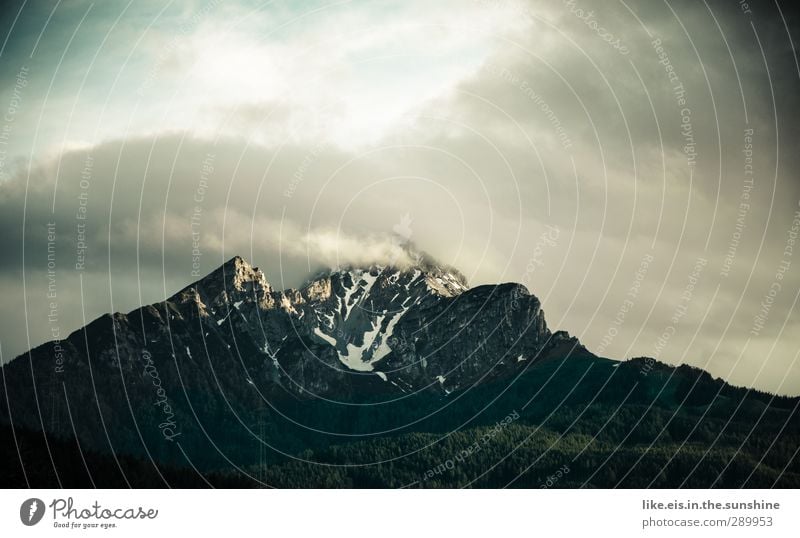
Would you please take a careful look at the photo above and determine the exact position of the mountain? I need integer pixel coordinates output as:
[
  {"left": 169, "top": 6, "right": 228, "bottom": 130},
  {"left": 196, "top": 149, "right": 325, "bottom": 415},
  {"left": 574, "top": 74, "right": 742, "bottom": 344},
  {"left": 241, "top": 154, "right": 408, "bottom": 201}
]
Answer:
[
  {"left": 1, "top": 251, "right": 798, "bottom": 487},
  {"left": 163, "top": 251, "right": 577, "bottom": 396}
]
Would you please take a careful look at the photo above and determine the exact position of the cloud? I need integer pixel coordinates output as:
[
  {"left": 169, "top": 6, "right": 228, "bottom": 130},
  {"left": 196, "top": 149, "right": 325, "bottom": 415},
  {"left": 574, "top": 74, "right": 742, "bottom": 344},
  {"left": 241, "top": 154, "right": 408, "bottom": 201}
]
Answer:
[{"left": 0, "top": 0, "right": 798, "bottom": 395}]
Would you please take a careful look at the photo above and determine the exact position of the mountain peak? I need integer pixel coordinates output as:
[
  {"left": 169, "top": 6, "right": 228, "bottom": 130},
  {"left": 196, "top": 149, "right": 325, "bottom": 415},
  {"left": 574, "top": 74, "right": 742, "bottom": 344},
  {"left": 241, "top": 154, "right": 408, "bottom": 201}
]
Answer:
[
  {"left": 303, "top": 242, "right": 469, "bottom": 295},
  {"left": 223, "top": 254, "right": 247, "bottom": 267},
  {"left": 408, "top": 248, "right": 469, "bottom": 290},
  {"left": 213, "top": 255, "right": 269, "bottom": 290},
  {"left": 174, "top": 255, "right": 272, "bottom": 311}
]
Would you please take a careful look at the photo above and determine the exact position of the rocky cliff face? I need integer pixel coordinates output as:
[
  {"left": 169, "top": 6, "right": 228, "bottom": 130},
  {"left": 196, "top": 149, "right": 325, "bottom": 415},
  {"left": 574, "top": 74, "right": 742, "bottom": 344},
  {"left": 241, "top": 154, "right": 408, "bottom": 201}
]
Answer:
[
  {"left": 0, "top": 251, "right": 588, "bottom": 468},
  {"left": 162, "top": 253, "right": 581, "bottom": 396}
]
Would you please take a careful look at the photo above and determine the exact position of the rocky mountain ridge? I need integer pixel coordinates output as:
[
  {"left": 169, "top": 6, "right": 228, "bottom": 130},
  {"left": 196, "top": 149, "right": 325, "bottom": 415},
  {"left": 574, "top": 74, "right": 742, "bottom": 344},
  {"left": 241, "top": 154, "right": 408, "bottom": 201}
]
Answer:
[
  {"left": 0, "top": 251, "right": 590, "bottom": 469},
  {"left": 163, "top": 253, "right": 582, "bottom": 395},
  {"left": 1, "top": 252, "right": 797, "bottom": 482}
]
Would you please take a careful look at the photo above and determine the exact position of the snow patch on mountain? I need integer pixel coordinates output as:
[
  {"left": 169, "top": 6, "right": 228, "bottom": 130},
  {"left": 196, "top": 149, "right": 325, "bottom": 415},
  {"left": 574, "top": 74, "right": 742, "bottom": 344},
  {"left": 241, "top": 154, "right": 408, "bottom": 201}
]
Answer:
[{"left": 313, "top": 327, "right": 338, "bottom": 348}]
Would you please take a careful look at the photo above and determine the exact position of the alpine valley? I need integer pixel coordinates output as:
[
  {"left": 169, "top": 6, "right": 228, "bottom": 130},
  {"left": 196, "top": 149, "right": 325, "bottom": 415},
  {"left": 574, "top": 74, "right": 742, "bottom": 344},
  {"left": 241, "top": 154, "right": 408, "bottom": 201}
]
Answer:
[{"left": 1, "top": 250, "right": 798, "bottom": 488}]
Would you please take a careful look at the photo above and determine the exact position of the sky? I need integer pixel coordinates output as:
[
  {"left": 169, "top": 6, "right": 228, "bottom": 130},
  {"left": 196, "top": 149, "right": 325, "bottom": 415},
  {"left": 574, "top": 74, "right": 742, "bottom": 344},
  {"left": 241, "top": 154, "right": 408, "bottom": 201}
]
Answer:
[{"left": 0, "top": 0, "right": 798, "bottom": 395}]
